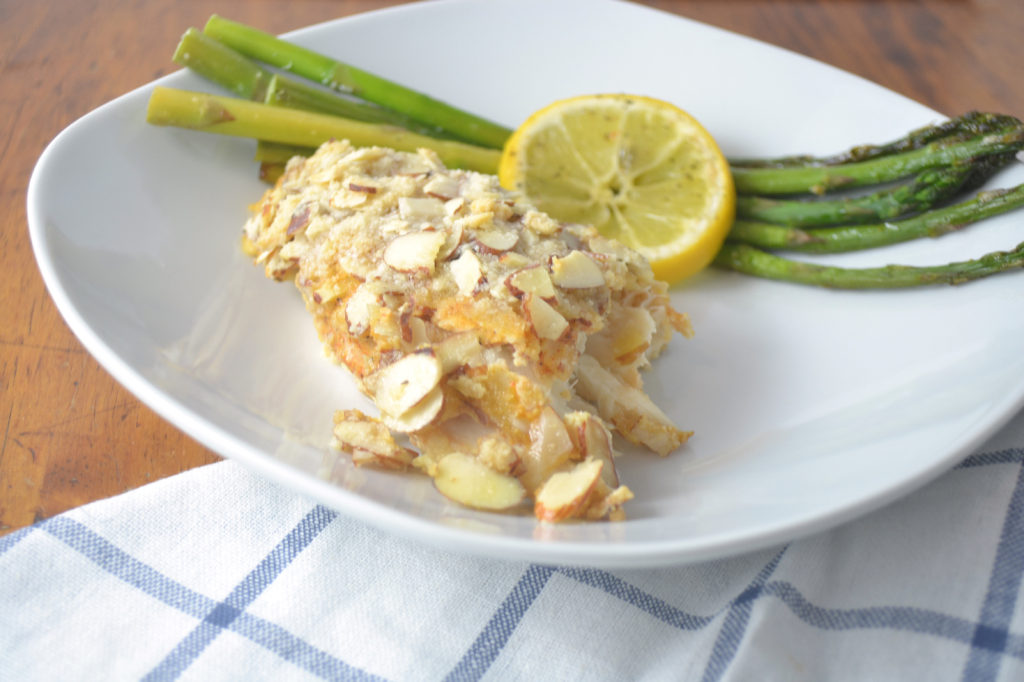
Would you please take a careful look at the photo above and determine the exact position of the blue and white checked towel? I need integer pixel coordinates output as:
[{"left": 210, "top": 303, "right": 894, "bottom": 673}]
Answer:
[{"left": 2, "top": 409, "right": 1023, "bottom": 681}]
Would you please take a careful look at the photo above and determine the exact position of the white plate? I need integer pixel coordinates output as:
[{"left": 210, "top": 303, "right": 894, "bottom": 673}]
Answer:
[{"left": 27, "top": 0, "right": 1024, "bottom": 567}]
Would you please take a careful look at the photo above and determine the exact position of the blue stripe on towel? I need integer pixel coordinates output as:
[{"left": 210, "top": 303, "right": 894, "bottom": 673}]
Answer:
[
  {"left": 7, "top": 444, "right": 1021, "bottom": 680},
  {"left": 228, "top": 610, "right": 386, "bottom": 682},
  {"left": 38, "top": 508, "right": 377, "bottom": 681},
  {"left": 560, "top": 567, "right": 1024, "bottom": 660},
  {"left": 436, "top": 445, "right": 1024, "bottom": 681},
  {"left": 961, "top": 458, "right": 1024, "bottom": 681},
  {"left": 765, "top": 580, "right": 977, "bottom": 643},
  {"left": 957, "top": 448, "right": 1024, "bottom": 469},
  {"left": 144, "top": 505, "right": 338, "bottom": 681},
  {"left": 444, "top": 564, "right": 556, "bottom": 682},
  {"left": 0, "top": 525, "right": 33, "bottom": 558},
  {"left": 46, "top": 516, "right": 216, "bottom": 619},
  {"left": 557, "top": 566, "right": 715, "bottom": 630},
  {"left": 701, "top": 548, "right": 787, "bottom": 682}
]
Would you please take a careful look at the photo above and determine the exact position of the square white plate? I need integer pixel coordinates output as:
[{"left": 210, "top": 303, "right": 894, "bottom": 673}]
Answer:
[{"left": 28, "top": 0, "right": 1024, "bottom": 567}]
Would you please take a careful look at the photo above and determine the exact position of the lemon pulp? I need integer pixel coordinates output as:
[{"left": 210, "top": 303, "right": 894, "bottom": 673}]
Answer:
[{"left": 499, "top": 94, "right": 735, "bottom": 283}]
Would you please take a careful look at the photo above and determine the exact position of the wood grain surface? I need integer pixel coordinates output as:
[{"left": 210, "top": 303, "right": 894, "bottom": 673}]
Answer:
[{"left": 2, "top": 0, "right": 1022, "bottom": 535}]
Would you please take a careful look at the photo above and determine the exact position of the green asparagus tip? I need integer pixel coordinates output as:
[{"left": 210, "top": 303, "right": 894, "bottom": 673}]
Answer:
[{"left": 713, "top": 239, "right": 1024, "bottom": 289}]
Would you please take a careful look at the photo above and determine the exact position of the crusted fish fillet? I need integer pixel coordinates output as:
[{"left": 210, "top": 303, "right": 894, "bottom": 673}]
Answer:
[{"left": 242, "top": 140, "right": 693, "bottom": 521}]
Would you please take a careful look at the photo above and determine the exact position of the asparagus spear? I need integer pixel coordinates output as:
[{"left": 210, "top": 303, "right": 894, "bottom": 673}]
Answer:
[
  {"left": 728, "top": 183, "right": 1024, "bottom": 253},
  {"left": 260, "top": 74, "right": 451, "bottom": 138},
  {"left": 731, "top": 126, "right": 1024, "bottom": 196},
  {"left": 737, "top": 151, "right": 1017, "bottom": 226},
  {"left": 145, "top": 86, "right": 502, "bottom": 173},
  {"left": 203, "top": 14, "right": 513, "bottom": 149},
  {"left": 735, "top": 163, "right": 977, "bottom": 226},
  {"left": 173, "top": 28, "right": 451, "bottom": 138},
  {"left": 729, "top": 111, "right": 1022, "bottom": 168},
  {"left": 173, "top": 26, "right": 272, "bottom": 101},
  {"left": 713, "top": 240, "right": 1024, "bottom": 288},
  {"left": 254, "top": 141, "right": 314, "bottom": 164}
]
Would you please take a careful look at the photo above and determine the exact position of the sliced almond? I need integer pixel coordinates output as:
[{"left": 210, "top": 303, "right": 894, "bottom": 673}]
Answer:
[
  {"left": 347, "top": 182, "right": 378, "bottom": 194},
  {"left": 332, "top": 410, "right": 415, "bottom": 470},
  {"left": 505, "top": 265, "right": 556, "bottom": 299},
  {"left": 474, "top": 229, "right": 519, "bottom": 253},
  {"left": 576, "top": 413, "right": 619, "bottom": 488},
  {"left": 445, "top": 197, "right": 466, "bottom": 216},
  {"left": 433, "top": 452, "right": 526, "bottom": 511},
  {"left": 383, "top": 230, "right": 447, "bottom": 273},
  {"left": 521, "top": 406, "right": 575, "bottom": 492},
  {"left": 524, "top": 293, "right": 569, "bottom": 340},
  {"left": 534, "top": 458, "right": 603, "bottom": 522},
  {"left": 550, "top": 250, "right": 606, "bottom": 289},
  {"left": 345, "top": 286, "right": 379, "bottom": 336},
  {"left": 584, "top": 306, "right": 656, "bottom": 366},
  {"left": 368, "top": 350, "right": 443, "bottom": 417},
  {"left": 330, "top": 189, "right": 370, "bottom": 210},
  {"left": 399, "top": 313, "right": 430, "bottom": 347},
  {"left": 423, "top": 174, "right": 461, "bottom": 200},
  {"left": 450, "top": 249, "right": 483, "bottom": 296},
  {"left": 286, "top": 204, "right": 311, "bottom": 236},
  {"left": 436, "top": 332, "right": 483, "bottom": 373},
  {"left": 398, "top": 196, "right": 446, "bottom": 220},
  {"left": 499, "top": 252, "right": 531, "bottom": 270},
  {"left": 585, "top": 484, "right": 634, "bottom": 522},
  {"left": 437, "top": 221, "right": 464, "bottom": 261},
  {"left": 613, "top": 307, "right": 656, "bottom": 360},
  {"left": 382, "top": 384, "right": 445, "bottom": 433}
]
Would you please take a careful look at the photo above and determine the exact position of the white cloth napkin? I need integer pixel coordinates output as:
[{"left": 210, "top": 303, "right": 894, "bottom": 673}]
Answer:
[{"left": 2, "top": 410, "right": 1023, "bottom": 681}]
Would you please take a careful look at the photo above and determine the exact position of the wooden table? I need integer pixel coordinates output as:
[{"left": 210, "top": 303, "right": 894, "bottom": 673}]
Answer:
[{"left": 2, "top": 0, "right": 1022, "bottom": 535}]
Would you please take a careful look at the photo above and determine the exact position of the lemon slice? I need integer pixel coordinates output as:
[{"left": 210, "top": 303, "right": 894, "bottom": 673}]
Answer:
[{"left": 499, "top": 94, "right": 735, "bottom": 283}]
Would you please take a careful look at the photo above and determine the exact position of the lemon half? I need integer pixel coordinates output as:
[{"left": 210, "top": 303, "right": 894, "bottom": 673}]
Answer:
[{"left": 499, "top": 94, "right": 735, "bottom": 283}]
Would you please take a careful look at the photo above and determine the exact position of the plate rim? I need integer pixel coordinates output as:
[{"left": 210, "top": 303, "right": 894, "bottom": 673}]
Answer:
[{"left": 26, "top": 0, "right": 1024, "bottom": 568}]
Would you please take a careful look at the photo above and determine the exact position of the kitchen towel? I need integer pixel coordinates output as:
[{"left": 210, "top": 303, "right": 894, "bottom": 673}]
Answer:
[{"left": 1, "top": 409, "right": 1023, "bottom": 681}]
